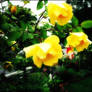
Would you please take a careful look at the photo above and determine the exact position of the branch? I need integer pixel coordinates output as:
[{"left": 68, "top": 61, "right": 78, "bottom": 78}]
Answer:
[{"left": 35, "top": 10, "right": 45, "bottom": 31}]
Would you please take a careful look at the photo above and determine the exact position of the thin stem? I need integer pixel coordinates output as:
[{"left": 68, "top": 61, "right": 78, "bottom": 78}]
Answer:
[{"left": 35, "top": 10, "right": 45, "bottom": 31}]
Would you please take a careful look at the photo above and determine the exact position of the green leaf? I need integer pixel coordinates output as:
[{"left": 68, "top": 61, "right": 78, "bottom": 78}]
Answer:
[
  {"left": 58, "top": 32, "right": 66, "bottom": 38},
  {"left": 72, "top": 16, "right": 79, "bottom": 27},
  {"left": 37, "top": 1, "right": 43, "bottom": 10},
  {"left": 11, "top": 15, "right": 17, "bottom": 20},
  {"left": 81, "top": 20, "right": 92, "bottom": 29},
  {"left": 72, "top": 27, "right": 83, "bottom": 32},
  {"left": 22, "top": 32, "right": 34, "bottom": 41},
  {"left": 44, "top": 0, "right": 48, "bottom": 4},
  {"left": 65, "top": 24, "right": 72, "bottom": 29},
  {"left": 28, "top": 33, "right": 34, "bottom": 39},
  {"left": 7, "top": 31, "right": 22, "bottom": 41},
  {"left": 43, "top": 23, "right": 51, "bottom": 29},
  {"left": 22, "top": 32, "right": 28, "bottom": 41},
  {"left": 31, "top": 38, "right": 39, "bottom": 44},
  {"left": 28, "top": 25, "right": 34, "bottom": 32},
  {"left": 20, "top": 21, "right": 27, "bottom": 30},
  {"left": 41, "top": 29, "right": 47, "bottom": 39},
  {"left": 55, "top": 23, "right": 63, "bottom": 31},
  {"left": 1, "top": 23, "right": 9, "bottom": 31},
  {"left": 22, "top": 0, "right": 30, "bottom": 5}
]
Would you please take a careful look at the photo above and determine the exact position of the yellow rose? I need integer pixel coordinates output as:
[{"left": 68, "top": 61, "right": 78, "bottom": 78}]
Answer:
[
  {"left": 23, "top": 35, "right": 63, "bottom": 68},
  {"left": 47, "top": 3, "right": 73, "bottom": 26},
  {"left": 66, "top": 32, "right": 91, "bottom": 52}
]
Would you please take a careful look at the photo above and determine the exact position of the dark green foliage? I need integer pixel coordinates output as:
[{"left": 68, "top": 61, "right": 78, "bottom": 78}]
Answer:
[
  {"left": 24, "top": 72, "right": 49, "bottom": 92},
  {"left": 72, "top": 27, "right": 83, "bottom": 32},
  {"left": 0, "top": 5, "right": 37, "bottom": 63},
  {"left": 65, "top": 77, "right": 92, "bottom": 92},
  {"left": 72, "top": 16, "right": 79, "bottom": 27},
  {"left": 0, "top": 72, "right": 50, "bottom": 92}
]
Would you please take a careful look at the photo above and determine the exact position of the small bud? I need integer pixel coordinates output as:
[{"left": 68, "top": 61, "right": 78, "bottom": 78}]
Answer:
[
  {"left": 11, "top": 6, "right": 17, "bottom": 13},
  {"left": 11, "top": 46, "right": 15, "bottom": 51},
  {"left": 3, "top": 61, "right": 13, "bottom": 70}
]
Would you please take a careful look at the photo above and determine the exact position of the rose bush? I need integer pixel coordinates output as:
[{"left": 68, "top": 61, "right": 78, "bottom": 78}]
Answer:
[{"left": 0, "top": 0, "right": 92, "bottom": 92}]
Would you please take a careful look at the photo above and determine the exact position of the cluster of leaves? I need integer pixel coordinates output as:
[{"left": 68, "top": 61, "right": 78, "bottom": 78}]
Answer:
[
  {"left": 0, "top": 72, "right": 49, "bottom": 92},
  {"left": 0, "top": 5, "right": 34, "bottom": 56}
]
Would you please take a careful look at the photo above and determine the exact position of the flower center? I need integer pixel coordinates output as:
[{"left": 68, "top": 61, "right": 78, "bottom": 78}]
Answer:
[
  {"left": 58, "top": 14, "right": 66, "bottom": 18},
  {"left": 80, "top": 40, "right": 84, "bottom": 45}
]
